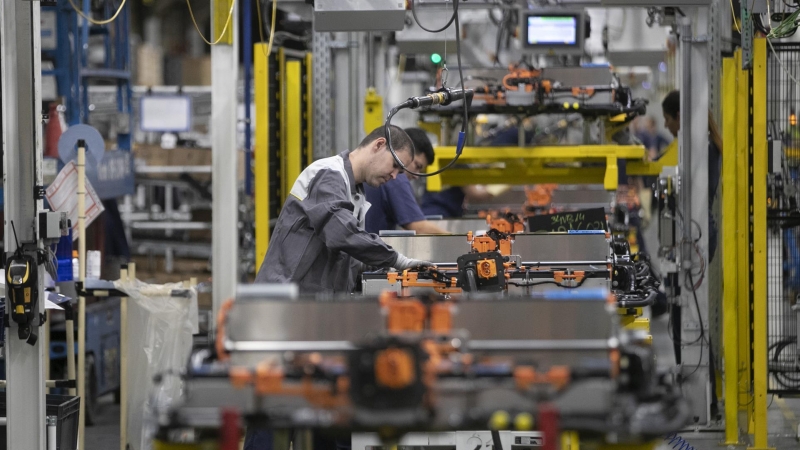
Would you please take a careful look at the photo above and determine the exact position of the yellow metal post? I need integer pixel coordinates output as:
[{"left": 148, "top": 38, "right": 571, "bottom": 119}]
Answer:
[
  {"left": 749, "top": 37, "right": 773, "bottom": 450},
  {"left": 213, "top": 0, "right": 234, "bottom": 45},
  {"left": 254, "top": 43, "right": 270, "bottom": 270},
  {"left": 736, "top": 49, "right": 753, "bottom": 424},
  {"left": 284, "top": 59, "right": 303, "bottom": 198},
  {"left": 304, "top": 52, "right": 313, "bottom": 164},
  {"left": 560, "top": 432, "right": 579, "bottom": 450},
  {"left": 722, "top": 55, "right": 741, "bottom": 445},
  {"left": 279, "top": 48, "right": 287, "bottom": 200},
  {"left": 364, "top": 87, "right": 384, "bottom": 133}
]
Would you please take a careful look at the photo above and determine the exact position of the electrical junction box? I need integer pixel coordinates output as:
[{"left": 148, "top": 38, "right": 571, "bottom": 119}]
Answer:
[
  {"left": 314, "top": 0, "right": 406, "bottom": 32},
  {"left": 39, "top": 210, "right": 66, "bottom": 243}
]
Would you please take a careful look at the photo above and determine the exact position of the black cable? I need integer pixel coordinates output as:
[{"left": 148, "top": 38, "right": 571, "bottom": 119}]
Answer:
[
  {"left": 683, "top": 271, "right": 718, "bottom": 417},
  {"left": 386, "top": 0, "right": 468, "bottom": 178},
  {"left": 410, "top": 0, "right": 457, "bottom": 33},
  {"left": 508, "top": 277, "right": 589, "bottom": 289}
]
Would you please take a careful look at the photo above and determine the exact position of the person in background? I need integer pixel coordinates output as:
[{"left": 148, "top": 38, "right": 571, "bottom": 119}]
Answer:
[
  {"left": 364, "top": 128, "right": 449, "bottom": 234},
  {"left": 661, "top": 90, "right": 722, "bottom": 262},
  {"left": 420, "top": 185, "right": 495, "bottom": 218},
  {"left": 635, "top": 116, "right": 671, "bottom": 161},
  {"left": 417, "top": 125, "right": 515, "bottom": 218}
]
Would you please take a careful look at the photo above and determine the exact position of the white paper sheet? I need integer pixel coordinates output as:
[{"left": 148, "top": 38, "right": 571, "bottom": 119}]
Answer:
[{"left": 45, "top": 161, "right": 105, "bottom": 240}]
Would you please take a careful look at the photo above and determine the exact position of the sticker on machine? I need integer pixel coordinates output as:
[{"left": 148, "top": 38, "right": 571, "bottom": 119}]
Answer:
[{"left": 45, "top": 161, "right": 105, "bottom": 241}]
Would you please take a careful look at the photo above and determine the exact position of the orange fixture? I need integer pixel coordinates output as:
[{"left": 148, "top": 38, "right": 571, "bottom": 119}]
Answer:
[
  {"left": 385, "top": 298, "right": 427, "bottom": 333},
  {"left": 375, "top": 348, "right": 417, "bottom": 389},
  {"left": 570, "top": 87, "right": 595, "bottom": 98},
  {"left": 553, "top": 271, "right": 585, "bottom": 285},
  {"left": 430, "top": 302, "right": 453, "bottom": 333},
  {"left": 472, "top": 236, "right": 498, "bottom": 253},
  {"left": 254, "top": 362, "right": 284, "bottom": 395}
]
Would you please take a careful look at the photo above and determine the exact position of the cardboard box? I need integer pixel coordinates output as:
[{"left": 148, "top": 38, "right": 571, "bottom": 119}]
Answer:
[
  {"left": 136, "top": 44, "right": 164, "bottom": 86},
  {"left": 133, "top": 144, "right": 170, "bottom": 167},
  {"left": 181, "top": 56, "right": 212, "bottom": 86},
  {"left": 168, "top": 147, "right": 212, "bottom": 167}
]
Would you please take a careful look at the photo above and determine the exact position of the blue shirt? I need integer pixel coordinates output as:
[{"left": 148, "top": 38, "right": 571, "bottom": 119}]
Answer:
[
  {"left": 420, "top": 187, "right": 466, "bottom": 218},
  {"left": 364, "top": 174, "right": 426, "bottom": 234}
]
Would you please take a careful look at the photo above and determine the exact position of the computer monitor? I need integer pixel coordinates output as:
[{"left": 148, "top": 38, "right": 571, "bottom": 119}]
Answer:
[{"left": 522, "top": 11, "right": 584, "bottom": 55}]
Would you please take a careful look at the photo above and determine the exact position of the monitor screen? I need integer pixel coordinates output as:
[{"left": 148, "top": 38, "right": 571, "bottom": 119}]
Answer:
[{"left": 525, "top": 15, "right": 579, "bottom": 46}]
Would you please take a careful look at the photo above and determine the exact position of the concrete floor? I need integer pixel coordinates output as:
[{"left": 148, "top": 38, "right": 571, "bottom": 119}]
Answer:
[{"left": 85, "top": 394, "right": 119, "bottom": 450}]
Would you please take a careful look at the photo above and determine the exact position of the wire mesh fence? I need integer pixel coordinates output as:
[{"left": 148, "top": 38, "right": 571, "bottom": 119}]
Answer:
[{"left": 766, "top": 42, "right": 800, "bottom": 393}]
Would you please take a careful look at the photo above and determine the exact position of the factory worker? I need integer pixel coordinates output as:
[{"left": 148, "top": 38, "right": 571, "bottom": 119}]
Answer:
[
  {"left": 364, "top": 127, "right": 449, "bottom": 234},
  {"left": 661, "top": 90, "right": 722, "bottom": 262},
  {"left": 254, "top": 125, "right": 432, "bottom": 293}
]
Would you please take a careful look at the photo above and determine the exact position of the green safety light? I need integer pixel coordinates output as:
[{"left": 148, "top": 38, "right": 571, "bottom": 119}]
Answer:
[{"left": 430, "top": 53, "right": 442, "bottom": 64}]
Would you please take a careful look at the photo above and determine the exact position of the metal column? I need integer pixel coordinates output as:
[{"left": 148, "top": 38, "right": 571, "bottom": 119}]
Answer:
[
  {"left": 750, "top": 37, "right": 772, "bottom": 450},
  {"left": 722, "top": 53, "right": 741, "bottom": 445},
  {"left": 679, "top": 19, "right": 694, "bottom": 265},
  {"left": 1, "top": 0, "right": 47, "bottom": 448},
  {"left": 736, "top": 47, "right": 752, "bottom": 427},
  {"left": 349, "top": 32, "right": 360, "bottom": 149},
  {"left": 254, "top": 43, "right": 271, "bottom": 271},
  {"left": 313, "top": 32, "right": 333, "bottom": 159},
  {"left": 679, "top": 16, "right": 712, "bottom": 426},
  {"left": 211, "top": 0, "right": 239, "bottom": 321}
]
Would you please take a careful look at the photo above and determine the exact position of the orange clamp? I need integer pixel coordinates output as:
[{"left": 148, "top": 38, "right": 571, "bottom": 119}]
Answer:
[
  {"left": 553, "top": 271, "right": 585, "bottom": 285},
  {"left": 472, "top": 236, "right": 497, "bottom": 253},
  {"left": 430, "top": 302, "right": 453, "bottom": 333},
  {"left": 386, "top": 299, "right": 427, "bottom": 333},
  {"left": 229, "top": 366, "right": 252, "bottom": 389},
  {"left": 254, "top": 363, "right": 284, "bottom": 395}
]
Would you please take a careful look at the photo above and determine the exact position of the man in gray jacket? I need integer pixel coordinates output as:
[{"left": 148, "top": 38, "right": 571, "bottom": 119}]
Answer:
[{"left": 254, "top": 125, "right": 431, "bottom": 293}]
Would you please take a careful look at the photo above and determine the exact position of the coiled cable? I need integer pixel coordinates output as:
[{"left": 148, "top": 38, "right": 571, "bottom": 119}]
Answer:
[{"left": 664, "top": 432, "right": 696, "bottom": 450}]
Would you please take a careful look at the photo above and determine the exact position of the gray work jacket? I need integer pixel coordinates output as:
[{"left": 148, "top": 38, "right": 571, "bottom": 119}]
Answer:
[{"left": 255, "top": 151, "right": 399, "bottom": 293}]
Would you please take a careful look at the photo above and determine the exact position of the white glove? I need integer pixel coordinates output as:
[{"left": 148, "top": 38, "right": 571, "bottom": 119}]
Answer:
[{"left": 393, "top": 253, "right": 433, "bottom": 270}]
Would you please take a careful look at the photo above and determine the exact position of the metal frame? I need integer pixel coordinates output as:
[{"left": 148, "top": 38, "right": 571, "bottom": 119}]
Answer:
[
  {"left": 254, "top": 46, "right": 312, "bottom": 272},
  {"left": 313, "top": 32, "right": 333, "bottom": 159},
  {"left": 426, "top": 145, "right": 646, "bottom": 191},
  {"left": 281, "top": 50, "right": 303, "bottom": 200},
  {"left": 1, "top": 0, "right": 47, "bottom": 447},
  {"left": 751, "top": 37, "right": 771, "bottom": 450},
  {"left": 255, "top": 43, "right": 271, "bottom": 270},
  {"left": 722, "top": 51, "right": 743, "bottom": 446},
  {"left": 721, "top": 41, "right": 772, "bottom": 449}
]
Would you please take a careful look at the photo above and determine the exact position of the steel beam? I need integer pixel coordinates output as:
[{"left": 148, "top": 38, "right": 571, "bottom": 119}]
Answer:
[
  {"left": 679, "top": 15, "right": 712, "bottom": 426},
  {"left": 282, "top": 56, "right": 303, "bottom": 198},
  {"left": 748, "top": 37, "right": 773, "bottom": 450},
  {"left": 254, "top": 43, "right": 270, "bottom": 271},
  {"left": 721, "top": 54, "right": 740, "bottom": 445},
  {"left": 1, "top": 0, "right": 47, "bottom": 448},
  {"left": 312, "top": 32, "right": 333, "bottom": 159},
  {"left": 212, "top": 0, "right": 239, "bottom": 321},
  {"left": 735, "top": 47, "right": 752, "bottom": 423}
]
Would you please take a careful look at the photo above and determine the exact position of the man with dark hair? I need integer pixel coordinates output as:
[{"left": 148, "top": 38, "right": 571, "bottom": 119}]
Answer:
[
  {"left": 662, "top": 90, "right": 681, "bottom": 138},
  {"left": 254, "top": 125, "right": 431, "bottom": 294},
  {"left": 661, "top": 90, "right": 722, "bottom": 262},
  {"left": 364, "top": 127, "right": 449, "bottom": 234}
]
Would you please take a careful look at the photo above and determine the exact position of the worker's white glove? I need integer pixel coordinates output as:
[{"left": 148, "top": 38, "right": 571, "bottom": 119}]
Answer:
[{"left": 393, "top": 253, "right": 433, "bottom": 271}]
